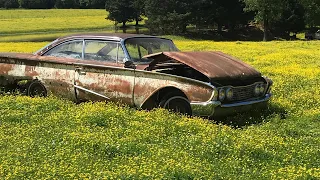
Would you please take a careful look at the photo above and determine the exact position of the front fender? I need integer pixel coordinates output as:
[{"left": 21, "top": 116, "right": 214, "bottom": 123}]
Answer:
[{"left": 133, "top": 70, "right": 216, "bottom": 108}]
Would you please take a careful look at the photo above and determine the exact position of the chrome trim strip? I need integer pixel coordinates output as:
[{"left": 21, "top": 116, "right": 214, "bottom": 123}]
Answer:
[
  {"left": 218, "top": 81, "right": 264, "bottom": 89},
  {"left": 220, "top": 93, "right": 272, "bottom": 108},
  {"left": 190, "top": 93, "right": 272, "bottom": 117},
  {"left": 190, "top": 101, "right": 221, "bottom": 117},
  {"left": 74, "top": 85, "right": 110, "bottom": 100}
]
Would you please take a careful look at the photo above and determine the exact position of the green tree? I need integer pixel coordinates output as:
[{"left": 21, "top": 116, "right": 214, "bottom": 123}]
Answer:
[
  {"left": 105, "top": 0, "right": 135, "bottom": 27},
  {"left": 55, "top": 0, "right": 80, "bottom": 8},
  {"left": 20, "top": 0, "right": 55, "bottom": 8},
  {"left": 132, "top": 0, "right": 145, "bottom": 25},
  {"left": 243, "top": 0, "right": 285, "bottom": 41},
  {"left": 190, "top": 0, "right": 252, "bottom": 32},
  {"left": 272, "top": 0, "right": 305, "bottom": 38},
  {"left": 89, "top": 0, "right": 106, "bottom": 8},
  {"left": 0, "top": 0, "right": 5, "bottom": 7},
  {"left": 145, "top": 0, "right": 190, "bottom": 34},
  {"left": 300, "top": 0, "right": 320, "bottom": 27},
  {"left": 4, "top": 0, "right": 19, "bottom": 8}
]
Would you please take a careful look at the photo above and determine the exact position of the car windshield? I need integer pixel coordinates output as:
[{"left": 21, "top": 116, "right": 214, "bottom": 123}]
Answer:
[{"left": 125, "top": 37, "right": 178, "bottom": 63}]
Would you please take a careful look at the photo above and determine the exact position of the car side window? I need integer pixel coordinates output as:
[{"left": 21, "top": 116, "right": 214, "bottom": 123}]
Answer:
[
  {"left": 45, "top": 41, "right": 83, "bottom": 59},
  {"left": 84, "top": 40, "right": 125, "bottom": 63}
]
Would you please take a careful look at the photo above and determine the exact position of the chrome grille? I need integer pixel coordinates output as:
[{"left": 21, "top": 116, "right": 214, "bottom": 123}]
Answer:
[{"left": 230, "top": 83, "right": 257, "bottom": 102}]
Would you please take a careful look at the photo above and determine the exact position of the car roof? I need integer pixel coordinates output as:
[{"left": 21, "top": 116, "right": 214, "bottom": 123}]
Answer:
[
  {"left": 35, "top": 33, "right": 173, "bottom": 56},
  {"left": 56, "top": 33, "right": 162, "bottom": 42}
]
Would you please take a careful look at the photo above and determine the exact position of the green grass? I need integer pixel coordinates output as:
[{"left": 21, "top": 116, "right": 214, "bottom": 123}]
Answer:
[
  {"left": 0, "top": 9, "right": 111, "bottom": 35},
  {"left": 0, "top": 39, "right": 320, "bottom": 179},
  {"left": 0, "top": 9, "right": 147, "bottom": 42}
]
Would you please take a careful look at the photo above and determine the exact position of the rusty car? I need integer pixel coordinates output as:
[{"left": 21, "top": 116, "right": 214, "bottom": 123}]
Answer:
[{"left": 0, "top": 33, "right": 272, "bottom": 117}]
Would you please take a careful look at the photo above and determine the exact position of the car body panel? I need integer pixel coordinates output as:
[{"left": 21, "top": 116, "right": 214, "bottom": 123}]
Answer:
[{"left": 145, "top": 51, "right": 261, "bottom": 79}]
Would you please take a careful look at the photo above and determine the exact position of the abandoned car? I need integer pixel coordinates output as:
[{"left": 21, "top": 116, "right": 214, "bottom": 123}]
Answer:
[{"left": 0, "top": 33, "right": 272, "bottom": 117}]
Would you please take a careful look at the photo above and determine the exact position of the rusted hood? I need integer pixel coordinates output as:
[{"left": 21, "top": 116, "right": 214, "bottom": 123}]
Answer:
[{"left": 145, "top": 51, "right": 261, "bottom": 79}]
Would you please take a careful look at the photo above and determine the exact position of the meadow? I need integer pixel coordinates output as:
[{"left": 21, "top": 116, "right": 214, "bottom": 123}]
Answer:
[
  {"left": 0, "top": 9, "right": 145, "bottom": 42},
  {"left": 0, "top": 9, "right": 320, "bottom": 179}
]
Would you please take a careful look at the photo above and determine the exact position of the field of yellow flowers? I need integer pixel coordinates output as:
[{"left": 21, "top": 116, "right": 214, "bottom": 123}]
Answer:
[{"left": 0, "top": 39, "right": 319, "bottom": 179}]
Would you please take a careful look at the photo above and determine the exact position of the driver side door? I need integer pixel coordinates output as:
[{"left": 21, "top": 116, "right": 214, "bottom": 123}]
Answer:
[{"left": 74, "top": 40, "right": 135, "bottom": 105}]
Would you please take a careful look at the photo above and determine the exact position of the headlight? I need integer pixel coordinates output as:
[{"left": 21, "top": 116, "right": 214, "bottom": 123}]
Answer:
[
  {"left": 259, "top": 84, "right": 265, "bottom": 94},
  {"left": 212, "top": 88, "right": 218, "bottom": 100},
  {"left": 219, "top": 88, "right": 226, "bottom": 101},
  {"left": 226, "top": 87, "right": 233, "bottom": 100},
  {"left": 254, "top": 84, "right": 260, "bottom": 96}
]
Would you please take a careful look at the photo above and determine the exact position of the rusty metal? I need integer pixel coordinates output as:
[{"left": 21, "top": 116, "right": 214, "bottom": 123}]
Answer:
[{"left": 145, "top": 51, "right": 261, "bottom": 79}]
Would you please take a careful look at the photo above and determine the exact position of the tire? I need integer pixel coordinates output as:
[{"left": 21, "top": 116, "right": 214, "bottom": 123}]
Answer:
[
  {"left": 159, "top": 92, "right": 192, "bottom": 116},
  {"left": 26, "top": 81, "right": 47, "bottom": 97}
]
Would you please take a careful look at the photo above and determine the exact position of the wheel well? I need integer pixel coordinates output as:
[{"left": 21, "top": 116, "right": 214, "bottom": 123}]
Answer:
[{"left": 141, "top": 87, "right": 188, "bottom": 110}]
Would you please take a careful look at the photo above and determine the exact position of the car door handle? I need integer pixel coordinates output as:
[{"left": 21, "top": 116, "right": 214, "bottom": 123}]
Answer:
[{"left": 75, "top": 67, "right": 86, "bottom": 75}]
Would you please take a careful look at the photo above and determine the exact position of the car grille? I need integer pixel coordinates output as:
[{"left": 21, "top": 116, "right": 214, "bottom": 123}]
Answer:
[{"left": 229, "top": 83, "right": 257, "bottom": 102}]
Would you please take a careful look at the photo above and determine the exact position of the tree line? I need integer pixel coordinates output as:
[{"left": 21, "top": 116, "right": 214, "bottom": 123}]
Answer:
[
  {"left": 105, "top": 0, "right": 320, "bottom": 40},
  {"left": 0, "top": 0, "right": 105, "bottom": 9},
  {"left": 1, "top": 0, "right": 320, "bottom": 40}
]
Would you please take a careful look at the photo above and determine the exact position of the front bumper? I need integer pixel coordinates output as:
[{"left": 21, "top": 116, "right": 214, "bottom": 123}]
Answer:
[{"left": 190, "top": 93, "right": 272, "bottom": 117}]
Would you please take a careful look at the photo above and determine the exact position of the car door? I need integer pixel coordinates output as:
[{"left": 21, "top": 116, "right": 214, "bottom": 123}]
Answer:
[
  {"left": 43, "top": 40, "right": 84, "bottom": 100},
  {"left": 74, "top": 40, "right": 135, "bottom": 105}
]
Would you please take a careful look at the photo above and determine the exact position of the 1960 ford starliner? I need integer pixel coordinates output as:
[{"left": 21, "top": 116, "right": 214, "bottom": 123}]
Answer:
[{"left": 0, "top": 33, "right": 272, "bottom": 117}]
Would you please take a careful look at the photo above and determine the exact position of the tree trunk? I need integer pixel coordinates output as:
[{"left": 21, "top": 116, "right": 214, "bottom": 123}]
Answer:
[
  {"left": 122, "top": 21, "right": 126, "bottom": 28},
  {"left": 135, "top": 17, "right": 139, "bottom": 26},
  {"left": 217, "top": 23, "right": 222, "bottom": 33},
  {"left": 135, "top": 26, "right": 140, "bottom": 34},
  {"left": 263, "top": 14, "right": 268, "bottom": 41}
]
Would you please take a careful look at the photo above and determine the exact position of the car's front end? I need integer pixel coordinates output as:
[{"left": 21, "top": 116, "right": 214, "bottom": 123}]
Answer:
[
  {"left": 190, "top": 77, "right": 272, "bottom": 117},
  {"left": 144, "top": 51, "right": 273, "bottom": 117}
]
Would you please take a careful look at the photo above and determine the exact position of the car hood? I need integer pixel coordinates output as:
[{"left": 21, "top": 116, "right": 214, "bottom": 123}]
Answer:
[{"left": 145, "top": 51, "right": 261, "bottom": 79}]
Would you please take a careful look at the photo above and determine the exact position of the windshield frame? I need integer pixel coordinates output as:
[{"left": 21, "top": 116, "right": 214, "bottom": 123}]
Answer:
[{"left": 123, "top": 37, "right": 179, "bottom": 64}]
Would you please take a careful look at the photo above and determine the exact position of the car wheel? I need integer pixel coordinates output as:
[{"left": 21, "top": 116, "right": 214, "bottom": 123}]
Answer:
[
  {"left": 159, "top": 92, "right": 192, "bottom": 115},
  {"left": 26, "top": 81, "right": 47, "bottom": 97}
]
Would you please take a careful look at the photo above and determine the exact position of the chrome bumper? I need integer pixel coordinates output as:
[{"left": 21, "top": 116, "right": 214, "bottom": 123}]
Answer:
[{"left": 190, "top": 93, "right": 272, "bottom": 117}]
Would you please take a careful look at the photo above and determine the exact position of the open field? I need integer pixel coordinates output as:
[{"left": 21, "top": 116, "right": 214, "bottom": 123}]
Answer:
[
  {"left": 0, "top": 39, "right": 320, "bottom": 179},
  {"left": 0, "top": 9, "right": 147, "bottom": 42},
  {"left": 0, "top": 9, "right": 110, "bottom": 35}
]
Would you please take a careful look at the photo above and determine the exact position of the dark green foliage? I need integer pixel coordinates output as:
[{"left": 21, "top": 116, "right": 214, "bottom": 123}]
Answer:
[
  {"left": 55, "top": 0, "right": 80, "bottom": 8},
  {"left": 244, "top": 0, "right": 286, "bottom": 41},
  {"left": 0, "top": 0, "right": 5, "bottom": 7},
  {"left": 4, "top": 0, "right": 19, "bottom": 8},
  {"left": 300, "top": 0, "right": 320, "bottom": 27},
  {"left": 20, "top": 0, "right": 55, "bottom": 9},
  {"left": 272, "top": 0, "right": 306, "bottom": 38},
  {"left": 145, "top": 0, "right": 190, "bottom": 34},
  {"left": 89, "top": 0, "right": 106, "bottom": 8},
  {"left": 105, "top": 0, "right": 135, "bottom": 27},
  {"left": 190, "top": 0, "right": 250, "bottom": 32}
]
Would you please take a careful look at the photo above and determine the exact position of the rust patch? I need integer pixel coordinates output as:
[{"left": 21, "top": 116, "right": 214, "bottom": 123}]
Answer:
[
  {"left": 25, "top": 66, "right": 39, "bottom": 77},
  {"left": 0, "top": 64, "right": 14, "bottom": 75},
  {"left": 146, "top": 51, "right": 261, "bottom": 79}
]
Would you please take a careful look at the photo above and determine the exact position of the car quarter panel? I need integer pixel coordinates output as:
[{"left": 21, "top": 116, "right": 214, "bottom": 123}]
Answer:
[
  {"left": 0, "top": 53, "right": 76, "bottom": 100},
  {"left": 133, "top": 69, "right": 215, "bottom": 108}
]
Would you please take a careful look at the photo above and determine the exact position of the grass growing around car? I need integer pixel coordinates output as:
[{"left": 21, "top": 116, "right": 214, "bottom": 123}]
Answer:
[{"left": 0, "top": 39, "right": 319, "bottom": 179}]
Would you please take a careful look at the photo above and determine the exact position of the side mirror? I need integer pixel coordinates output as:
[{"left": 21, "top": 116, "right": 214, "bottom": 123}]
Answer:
[{"left": 124, "top": 61, "right": 136, "bottom": 69}]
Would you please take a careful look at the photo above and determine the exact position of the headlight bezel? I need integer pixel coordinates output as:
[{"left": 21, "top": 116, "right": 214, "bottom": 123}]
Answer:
[
  {"left": 218, "top": 88, "right": 226, "bottom": 101},
  {"left": 226, "top": 87, "right": 233, "bottom": 100}
]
